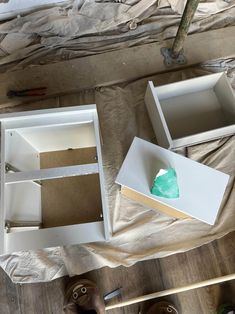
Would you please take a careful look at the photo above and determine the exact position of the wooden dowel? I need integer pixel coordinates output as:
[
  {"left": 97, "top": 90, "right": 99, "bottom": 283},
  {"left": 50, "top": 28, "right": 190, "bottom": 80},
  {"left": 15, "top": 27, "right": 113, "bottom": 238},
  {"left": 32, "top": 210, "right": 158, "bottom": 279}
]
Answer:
[{"left": 105, "top": 273, "right": 235, "bottom": 310}]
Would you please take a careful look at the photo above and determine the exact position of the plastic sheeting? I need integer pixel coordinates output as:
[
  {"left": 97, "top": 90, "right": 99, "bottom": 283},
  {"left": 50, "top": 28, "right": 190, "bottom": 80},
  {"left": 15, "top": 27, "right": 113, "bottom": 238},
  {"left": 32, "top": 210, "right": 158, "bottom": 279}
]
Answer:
[
  {"left": 0, "top": 0, "right": 234, "bottom": 70},
  {"left": 0, "top": 1, "right": 234, "bottom": 283},
  {"left": 0, "top": 62, "right": 234, "bottom": 283}
]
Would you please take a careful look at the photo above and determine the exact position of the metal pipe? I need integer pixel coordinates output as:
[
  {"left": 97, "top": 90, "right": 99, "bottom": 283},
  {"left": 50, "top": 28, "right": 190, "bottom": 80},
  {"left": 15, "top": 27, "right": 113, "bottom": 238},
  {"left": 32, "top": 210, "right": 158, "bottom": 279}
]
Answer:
[{"left": 172, "top": 0, "right": 200, "bottom": 57}]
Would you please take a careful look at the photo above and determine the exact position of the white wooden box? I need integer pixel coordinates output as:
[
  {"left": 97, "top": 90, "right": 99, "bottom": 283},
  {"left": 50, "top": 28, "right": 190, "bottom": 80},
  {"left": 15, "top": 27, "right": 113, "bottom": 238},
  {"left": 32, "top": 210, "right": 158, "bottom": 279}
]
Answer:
[
  {"left": 0, "top": 105, "right": 109, "bottom": 254},
  {"left": 145, "top": 72, "right": 235, "bottom": 149},
  {"left": 116, "top": 137, "right": 229, "bottom": 225}
]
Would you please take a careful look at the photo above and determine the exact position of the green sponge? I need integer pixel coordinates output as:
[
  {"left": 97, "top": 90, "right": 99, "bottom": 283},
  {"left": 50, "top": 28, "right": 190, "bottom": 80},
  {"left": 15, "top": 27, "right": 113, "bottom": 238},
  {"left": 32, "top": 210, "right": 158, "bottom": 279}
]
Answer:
[{"left": 151, "top": 168, "right": 179, "bottom": 199}]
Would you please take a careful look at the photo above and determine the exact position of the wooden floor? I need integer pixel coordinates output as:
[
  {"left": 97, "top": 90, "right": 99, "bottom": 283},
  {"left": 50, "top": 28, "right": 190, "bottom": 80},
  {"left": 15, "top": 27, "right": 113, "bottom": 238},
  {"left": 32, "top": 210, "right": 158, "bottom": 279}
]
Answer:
[{"left": 0, "top": 231, "right": 235, "bottom": 314}]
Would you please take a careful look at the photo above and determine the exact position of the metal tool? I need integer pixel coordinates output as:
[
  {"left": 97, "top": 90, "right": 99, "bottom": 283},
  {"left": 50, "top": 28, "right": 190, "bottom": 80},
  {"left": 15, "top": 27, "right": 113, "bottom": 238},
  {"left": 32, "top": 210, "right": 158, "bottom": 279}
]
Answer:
[
  {"left": 7, "top": 87, "right": 47, "bottom": 98},
  {"left": 104, "top": 288, "right": 122, "bottom": 302}
]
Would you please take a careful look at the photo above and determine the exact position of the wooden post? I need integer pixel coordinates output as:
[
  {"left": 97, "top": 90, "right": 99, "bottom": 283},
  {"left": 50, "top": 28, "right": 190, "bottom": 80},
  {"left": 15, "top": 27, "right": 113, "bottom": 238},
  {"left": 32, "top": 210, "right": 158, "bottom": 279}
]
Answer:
[{"left": 172, "top": 0, "right": 200, "bottom": 57}]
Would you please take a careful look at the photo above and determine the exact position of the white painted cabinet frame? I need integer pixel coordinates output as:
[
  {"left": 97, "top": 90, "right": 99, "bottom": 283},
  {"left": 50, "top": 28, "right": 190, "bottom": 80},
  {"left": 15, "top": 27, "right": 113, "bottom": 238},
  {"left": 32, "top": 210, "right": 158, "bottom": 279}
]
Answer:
[{"left": 0, "top": 105, "right": 110, "bottom": 254}]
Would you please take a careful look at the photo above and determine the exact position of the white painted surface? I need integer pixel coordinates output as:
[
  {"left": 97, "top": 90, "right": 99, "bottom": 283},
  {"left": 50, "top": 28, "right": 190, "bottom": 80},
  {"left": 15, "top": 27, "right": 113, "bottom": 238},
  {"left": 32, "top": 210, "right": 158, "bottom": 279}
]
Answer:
[
  {"left": 145, "top": 82, "right": 172, "bottom": 149},
  {"left": 5, "top": 222, "right": 104, "bottom": 253},
  {"left": 5, "top": 130, "right": 40, "bottom": 171},
  {"left": 93, "top": 112, "right": 110, "bottom": 241},
  {"left": 116, "top": 137, "right": 229, "bottom": 225},
  {"left": 18, "top": 123, "right": 96, "bottom": 153},
  {"left": 0, "top": 122, "right": 6, "bottom": 253},
  {"left": 0, "top": 105, "right": 109, "bottom": 254},
  {"left": 6, "top": 163, "right": 99, "bottom": 184},
  {"left": 3, "top": 105, "right": 95, "bottom": 130},
  {"left": 0, "top": 0, "right": 68, "bottom": 21},
  {"left": 161, "top": 89, "right": 227, "bottom": 139},
  {"left": 5, "top": 182, "right": 41, "bottom": 222},
  {"left": 145, "top": 73, "right": 235, "bottom": 149}
]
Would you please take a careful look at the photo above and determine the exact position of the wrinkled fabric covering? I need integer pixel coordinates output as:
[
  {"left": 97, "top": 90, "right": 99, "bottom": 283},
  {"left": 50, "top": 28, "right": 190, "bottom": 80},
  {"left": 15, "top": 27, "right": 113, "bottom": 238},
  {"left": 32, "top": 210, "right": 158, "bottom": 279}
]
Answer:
[
  {"left": 0, "top": 0, "right": 234, "bottom": 284},
  {"left": 0, "top": 63, "right": 234, "bottom": 283},
  {"left": 0, "top": 0, "right": 234, "bottom": 70}
]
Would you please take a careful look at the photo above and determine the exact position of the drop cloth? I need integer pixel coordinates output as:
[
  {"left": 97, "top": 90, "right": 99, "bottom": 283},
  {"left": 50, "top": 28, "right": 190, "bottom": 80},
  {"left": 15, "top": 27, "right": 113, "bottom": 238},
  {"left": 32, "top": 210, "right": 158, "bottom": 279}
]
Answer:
[
  {"left": 0, "top": 63, "right": 234, "bottom": 283},
  {"left": 0, "top": 0, "right": 234, "bottom": 283},
  {"left": 0, "top": 0, "right": 234, "bottom": 70}
]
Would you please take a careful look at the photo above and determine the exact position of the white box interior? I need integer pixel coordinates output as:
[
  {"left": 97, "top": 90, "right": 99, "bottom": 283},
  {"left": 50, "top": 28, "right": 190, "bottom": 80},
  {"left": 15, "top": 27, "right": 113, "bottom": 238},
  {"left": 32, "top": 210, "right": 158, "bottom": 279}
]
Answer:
[
  {"left": 5, "top": 123, "right": 97, "bottom": 224},
  {"left": 5, "top": 123, "right": 96, "bottom": 171},
  {"left": 157, "top": 74, "right": 235, "bottom": 139},
  {"left": 145, "top": 72, "right": 235, "bottom": 149}
]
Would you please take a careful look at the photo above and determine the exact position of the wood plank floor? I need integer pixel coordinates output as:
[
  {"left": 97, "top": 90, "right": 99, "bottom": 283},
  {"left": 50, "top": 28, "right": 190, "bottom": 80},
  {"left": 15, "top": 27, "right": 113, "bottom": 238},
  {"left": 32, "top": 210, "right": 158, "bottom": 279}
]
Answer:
[{"left": 0, "top": 231, "right": 235, "bottom": 314}]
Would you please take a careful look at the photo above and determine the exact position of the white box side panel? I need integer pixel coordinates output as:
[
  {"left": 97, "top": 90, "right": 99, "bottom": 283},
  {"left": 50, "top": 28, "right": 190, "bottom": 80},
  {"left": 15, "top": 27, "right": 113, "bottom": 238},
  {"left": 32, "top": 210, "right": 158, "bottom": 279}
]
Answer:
[
  {"left": 145, "top": 82, "right": 172, "bottom": 149},
  {"left": 156, "top": 72, "right": 223, "bottom": 100},
  {"left": 5, "top": 182, "right": 41, "bottom": 222},
  {"left": 5, "top": 221, "right": 105, "bottom": 253},
  {"left": 0, "top": 122, "right": 6, "bottom": 253},
  {"left": 2, "top": 107, "right": 95, "bottom": 130},
  {"left": 214, "top": 74, "right": 235, "bottom": 124},
  {"left": 18, "top": 123, "right": 96, "bottom": 153},
  {"left": 172, "top": 124, "right": 235, "bottom": 149},
  {"left": 5, "top": 130, "right": 40, "bottom": 171},
  {"left": 93, "top": 112, "right": 110, "bottom": 240}
]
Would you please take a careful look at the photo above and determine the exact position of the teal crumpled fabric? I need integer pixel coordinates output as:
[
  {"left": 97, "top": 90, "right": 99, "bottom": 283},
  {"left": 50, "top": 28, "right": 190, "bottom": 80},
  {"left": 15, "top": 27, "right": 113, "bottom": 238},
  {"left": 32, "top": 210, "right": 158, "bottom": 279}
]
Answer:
[{"left": 151, "top": 168, "right": 179, "bottom": 199}]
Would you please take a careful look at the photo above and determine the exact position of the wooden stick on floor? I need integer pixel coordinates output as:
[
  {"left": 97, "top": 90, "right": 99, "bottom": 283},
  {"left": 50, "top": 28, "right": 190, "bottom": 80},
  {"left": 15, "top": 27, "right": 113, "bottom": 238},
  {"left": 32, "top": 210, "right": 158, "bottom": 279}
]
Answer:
[{"left": 105, "top": 273, "right": 235, "bottom": 310}]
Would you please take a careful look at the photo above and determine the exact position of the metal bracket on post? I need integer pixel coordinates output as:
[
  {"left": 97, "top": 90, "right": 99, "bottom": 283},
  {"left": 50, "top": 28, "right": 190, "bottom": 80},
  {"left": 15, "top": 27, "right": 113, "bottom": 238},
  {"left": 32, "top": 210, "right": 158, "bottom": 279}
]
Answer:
[
  {"left": 161, "top": 48, "right": 187, "bottom": 67},
  {"left": 161, "top": 0, "right": 200, "bottom": 68}
]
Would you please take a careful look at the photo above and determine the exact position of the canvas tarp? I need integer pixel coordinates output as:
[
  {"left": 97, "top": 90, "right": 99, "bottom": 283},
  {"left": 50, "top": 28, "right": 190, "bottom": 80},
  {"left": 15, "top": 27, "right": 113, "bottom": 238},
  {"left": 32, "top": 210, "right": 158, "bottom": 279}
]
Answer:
[
  {"left": 0, "top": 0, "right": 234, "bottom": 70},
  {"left": 0, "top": 0, "right": 234, "bottom": 283},
  {"left": 0, "top": 61, "right": 234, "bottom": 283}
]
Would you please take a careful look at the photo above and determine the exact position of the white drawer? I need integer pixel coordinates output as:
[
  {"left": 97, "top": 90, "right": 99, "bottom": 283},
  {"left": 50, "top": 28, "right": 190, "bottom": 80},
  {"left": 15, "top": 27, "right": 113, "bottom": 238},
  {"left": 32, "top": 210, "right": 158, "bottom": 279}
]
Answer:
[{"left": 145, "top": 72, "right": 235, "bottom": 149}]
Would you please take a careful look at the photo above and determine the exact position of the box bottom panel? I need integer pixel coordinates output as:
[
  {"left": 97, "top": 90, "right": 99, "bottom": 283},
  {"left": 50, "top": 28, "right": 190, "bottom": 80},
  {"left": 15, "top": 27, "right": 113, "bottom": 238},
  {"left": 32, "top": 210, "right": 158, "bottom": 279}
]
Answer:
[
  {"left": 160, "top": 89, "right": 232, "bottom": 139},
  {"left": 41, "top": 174, "right": 103, "bottom": 228},
  {"left": 40, "top": 147, "right": 102, "bottom": 228},
  {"left": 40, "top": 147, "right": 97, "bottom": 168}
]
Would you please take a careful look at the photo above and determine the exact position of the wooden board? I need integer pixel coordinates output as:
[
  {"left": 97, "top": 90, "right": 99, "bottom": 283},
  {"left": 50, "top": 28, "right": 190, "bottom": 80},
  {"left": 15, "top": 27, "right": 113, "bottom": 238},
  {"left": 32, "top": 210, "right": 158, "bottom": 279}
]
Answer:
[
  {"left": 121, "top": 186, "right": 189, "bottom": 219},
  {"left": 40, "top": 147, "right": 97, "bottom": 168},
  {"left": 40, "top": 147, "right": 102, "bottom": 228},
  {"left": 0, "top": 26, "right": 234, "bottom": 108}
]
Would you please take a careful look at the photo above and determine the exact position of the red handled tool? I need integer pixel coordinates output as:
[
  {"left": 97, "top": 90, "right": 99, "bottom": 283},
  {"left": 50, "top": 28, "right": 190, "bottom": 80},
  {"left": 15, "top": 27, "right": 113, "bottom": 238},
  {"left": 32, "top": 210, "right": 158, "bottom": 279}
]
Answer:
[{"left": 7, "top": 87, "right": 47, "bottom": 98}]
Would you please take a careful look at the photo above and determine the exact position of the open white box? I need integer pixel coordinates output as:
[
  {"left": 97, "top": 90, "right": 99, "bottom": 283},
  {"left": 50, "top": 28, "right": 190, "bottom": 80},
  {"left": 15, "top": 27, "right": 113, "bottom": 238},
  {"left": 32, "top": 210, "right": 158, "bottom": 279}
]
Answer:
[
  {"left": 0, "top": 105, "right": 109, "bottom": 254},
  {"left": 116, "top": 137, "right": 229, "bottom": 225},
  {"left": 145, "top": 72, "right": 235, "bottom": 149}
]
